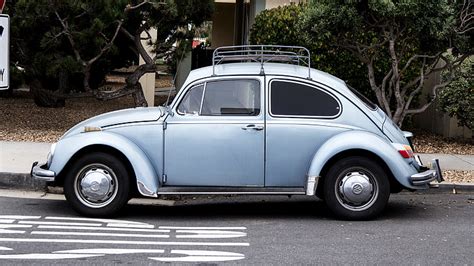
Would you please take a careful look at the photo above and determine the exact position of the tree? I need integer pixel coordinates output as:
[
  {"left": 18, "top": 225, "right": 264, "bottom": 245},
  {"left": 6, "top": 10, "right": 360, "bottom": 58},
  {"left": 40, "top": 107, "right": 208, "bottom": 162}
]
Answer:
[
  {"left": 10, "top": 0, "right": 131, "bottom": 106},
  {"left": 94, "top": 0, "right": 214, "bottom": 107},
  {"left": 438, "top": 56, "right": 473, "bottom": 129},
  {"left": 300, "top": 0, "right": 473, "bottom": 126}
]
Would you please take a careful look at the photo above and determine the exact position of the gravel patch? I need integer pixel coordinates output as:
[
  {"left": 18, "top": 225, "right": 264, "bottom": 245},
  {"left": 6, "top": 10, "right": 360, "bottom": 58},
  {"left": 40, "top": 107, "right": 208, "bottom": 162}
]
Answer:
[
  {"left": 443, "top": 170, "right": 473, "bottom": 184},
  {"left": 412, "top": 130, "right": 473, "bottom": 155}
]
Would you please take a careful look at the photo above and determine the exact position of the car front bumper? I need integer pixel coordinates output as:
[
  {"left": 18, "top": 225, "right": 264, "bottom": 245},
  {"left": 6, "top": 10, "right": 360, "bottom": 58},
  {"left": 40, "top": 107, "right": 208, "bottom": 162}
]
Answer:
[
  {"left": 410, "top": 157, "right": 444, "bottom": 186},
  {"left": 31, "top": 161, "right": 56, "bottom": 182}
]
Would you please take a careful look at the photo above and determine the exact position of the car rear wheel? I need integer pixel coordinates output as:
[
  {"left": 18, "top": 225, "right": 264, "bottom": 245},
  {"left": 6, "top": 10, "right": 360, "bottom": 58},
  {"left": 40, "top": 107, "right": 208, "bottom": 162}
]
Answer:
[
  {"left": 323, "top": 156, "right": 390, "bottom": 220},
  {"left": 64, "top": 152, "right": 130, "bottom": 217}
]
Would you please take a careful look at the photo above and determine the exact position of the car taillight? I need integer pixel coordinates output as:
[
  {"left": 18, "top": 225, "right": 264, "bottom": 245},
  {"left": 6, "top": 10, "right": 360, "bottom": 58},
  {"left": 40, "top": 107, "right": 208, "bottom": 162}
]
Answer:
[{"left": 397, "top": 145, "right": 414, "bottom": 158}]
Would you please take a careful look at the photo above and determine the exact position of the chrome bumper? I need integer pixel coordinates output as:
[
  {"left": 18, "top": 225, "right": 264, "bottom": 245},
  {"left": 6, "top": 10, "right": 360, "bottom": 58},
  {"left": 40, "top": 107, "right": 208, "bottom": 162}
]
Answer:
[
  {"left": 410, "top": 158, "right": 444, "bottom": 186},
  {"left": 31, "top": 161, "right": 56, "bottom": 182}
]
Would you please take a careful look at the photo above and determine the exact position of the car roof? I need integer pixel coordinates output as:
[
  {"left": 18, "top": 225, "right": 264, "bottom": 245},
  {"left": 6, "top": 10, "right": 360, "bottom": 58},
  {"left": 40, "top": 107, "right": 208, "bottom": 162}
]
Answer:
[{"left": 185, "top": 62, "right": 349, "bottom": 91}]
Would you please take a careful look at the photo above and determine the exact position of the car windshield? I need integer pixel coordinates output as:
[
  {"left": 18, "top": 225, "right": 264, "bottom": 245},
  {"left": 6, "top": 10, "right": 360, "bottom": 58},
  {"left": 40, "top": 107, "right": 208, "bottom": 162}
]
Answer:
[{"left": 348, "top": 85, "right": 378, "bottom": 110}]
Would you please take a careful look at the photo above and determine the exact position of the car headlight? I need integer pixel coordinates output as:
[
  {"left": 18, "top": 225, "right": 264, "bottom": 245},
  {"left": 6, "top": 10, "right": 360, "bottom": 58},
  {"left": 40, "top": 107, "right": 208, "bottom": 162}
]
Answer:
[{"left": 47, "top": 143, "right": 57, "bottom": 167}]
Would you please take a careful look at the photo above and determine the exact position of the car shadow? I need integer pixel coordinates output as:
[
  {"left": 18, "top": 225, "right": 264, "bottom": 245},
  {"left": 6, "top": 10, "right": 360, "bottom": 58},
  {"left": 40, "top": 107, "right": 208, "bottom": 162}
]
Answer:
[{"left": 118, "top": 195, "right": 424, "bottom": 221}]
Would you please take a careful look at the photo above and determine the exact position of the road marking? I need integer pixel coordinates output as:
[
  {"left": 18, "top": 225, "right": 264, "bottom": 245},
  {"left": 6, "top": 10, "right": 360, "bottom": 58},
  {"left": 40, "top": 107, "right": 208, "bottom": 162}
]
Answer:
[
  {"left": 54, "top": 248, "right": 165, "bottom": 255},
  {"left": 150, "top": 250, "right": 245, "bottom": 262},
  {"left": 0, "top": 225, "right": 32, "bottom": 229},
  {"left": 45, "top": 216, "right": 149, "bottom": 225},
  {"left": 176, "top": 230, "right": 247, "bottom": 239},
  {"left": 37, "top": 225, "right": 170, "bottom": 233},
  {"left": 19, "top": 221, "right": 102, "bottom": 226},
  {"left": 31, "top": 231, "right": 170, "bottom": 238},
  {"left": 0, "top": 216, "right": 41, "bottom": 220},
  {"left": 0, "top": 229, "right": 25, "bottom": 234},
  {"left": 159, "top": 226, "right": 247, "bottom": 230},
  {"left": 0, "top": 253, "right": 103, "bottom": 259},
  {"left": 0, "top": 247, "right": 12, "bottom": 251},
  {"left": 107, "top": 223, "right": 154, "bottom": 229},
  {"left": 0, "top": 238, "right": 250, "bottom": 246},
  {"left": 0, "top": 219, "right": 14, "bottom": 224}
]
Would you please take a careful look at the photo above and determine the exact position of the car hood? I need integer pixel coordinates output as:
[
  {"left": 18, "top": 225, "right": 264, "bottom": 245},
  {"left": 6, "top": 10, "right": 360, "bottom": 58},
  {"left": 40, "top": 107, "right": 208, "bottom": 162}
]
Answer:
[{"left": 61, "top": 107, "right": 166, "bottom": 139}]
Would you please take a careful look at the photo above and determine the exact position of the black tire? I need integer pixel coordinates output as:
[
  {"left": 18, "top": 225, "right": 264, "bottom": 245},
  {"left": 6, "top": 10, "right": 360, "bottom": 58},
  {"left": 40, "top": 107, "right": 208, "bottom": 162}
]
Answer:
[
  {"left": 323, "top": 156, "right": 390, "bottom": 220},
  {"left": 64, "top": 152, "right": 130, "bottom": 217}
]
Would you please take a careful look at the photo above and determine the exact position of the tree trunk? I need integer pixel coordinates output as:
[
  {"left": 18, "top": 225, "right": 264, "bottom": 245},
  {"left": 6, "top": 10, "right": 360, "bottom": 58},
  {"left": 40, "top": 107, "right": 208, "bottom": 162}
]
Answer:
[
  {"left": 83, "top": 64, "right": 92, "bottom": 92},
  {"left": 30, "top": 80, "right": 66, "bottom": 108},
  {"left": 94, "top": 63, "right": 156, "bottom": 106}
]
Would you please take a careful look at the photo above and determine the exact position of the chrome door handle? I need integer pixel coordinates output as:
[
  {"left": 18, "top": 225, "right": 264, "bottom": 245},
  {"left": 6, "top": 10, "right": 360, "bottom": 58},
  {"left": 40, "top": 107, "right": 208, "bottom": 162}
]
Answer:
[{"left": 242, "top": 124, "right": 264, "bottom": 131}]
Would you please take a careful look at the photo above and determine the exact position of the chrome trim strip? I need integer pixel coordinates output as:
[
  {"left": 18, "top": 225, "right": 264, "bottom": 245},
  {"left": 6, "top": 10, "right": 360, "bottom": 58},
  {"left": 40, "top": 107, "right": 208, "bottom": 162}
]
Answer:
[
  {"left": 157, "top": 191, "right": 306, "bottom": 195},
  {"left": 137, "top": 181, "right": 158, "bottom": 198}
]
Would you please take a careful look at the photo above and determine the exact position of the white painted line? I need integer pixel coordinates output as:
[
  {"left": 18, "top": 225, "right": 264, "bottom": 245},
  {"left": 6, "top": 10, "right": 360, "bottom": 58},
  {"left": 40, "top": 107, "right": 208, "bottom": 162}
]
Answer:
[
  {"left": 54, "top": 248, "right": 165, "bottom": 255},
  {"left": 45, "top": 216, "right": 150, "bottom": 225},
  {"left": 19, "top": 221, "right": 102, "bottom": 227},
  {"left": 32, "top": 231, "right": 170, "bottom": 238},
  {"left": 0, "top": 229, "right": 25, "bottom": 234},
  {"left": 0, "top": 246, "right": 12, "bottom": 251},
  {"left": 38, "top": 225, "right": 170, "bottom": 233},
  {"left": 0, "top": 253, "right": 102, "bottom": 260},
  {"left": 0, "top": 238, "right": 250, "bottom": 246},
  {"left": 0, "top": 219, "right": 14, "bottom": 224},
  {"left": 159, "top": 226, "right": 247, "bottom": 230},
  {"left": 0, "top": 225, "right": 32, "bottom": 229},
  {"left": 0, "top": 215, "right": 41, "bottom": 220},
  {"left": 150, "top": 250, "right": 245, "bottom": 262},
  {"left": 176, "top": 230, "right": 247, "bottom": 239},
  {"left": 107, "top": 223, "right": 154, "bottom": 229}
]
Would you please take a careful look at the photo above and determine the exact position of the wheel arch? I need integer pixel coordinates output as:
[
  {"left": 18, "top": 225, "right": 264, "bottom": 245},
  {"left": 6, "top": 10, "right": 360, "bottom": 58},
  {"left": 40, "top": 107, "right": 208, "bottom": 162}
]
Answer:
[
  {"left": 316, "top": 149, "right": 403, "bottom": 197},
  {"left": 49, "top": 131, "right": 159, "bottom": 198},
  {"left": 307, "top": 130, "right": 417, "bottom": 194}
]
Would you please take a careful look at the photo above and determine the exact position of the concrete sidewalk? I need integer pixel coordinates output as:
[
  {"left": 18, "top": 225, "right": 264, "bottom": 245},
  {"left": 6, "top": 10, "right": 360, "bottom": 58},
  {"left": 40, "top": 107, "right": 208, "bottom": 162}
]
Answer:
[{"left": 0, "top": 141, "right": 473, "bottom": 191}]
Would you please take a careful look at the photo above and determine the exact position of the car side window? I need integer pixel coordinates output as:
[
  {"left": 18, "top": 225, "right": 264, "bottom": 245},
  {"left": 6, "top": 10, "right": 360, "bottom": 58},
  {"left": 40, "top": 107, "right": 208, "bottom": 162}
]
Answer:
[
  {"left": 177, "top": 84, "right": 204, "bottom": 115},
  {"left": 270, "top": 80, "right": 341, "bottom": 117},
  {"left": 200, "top": 80, "right": 260, "bottom": 116}
]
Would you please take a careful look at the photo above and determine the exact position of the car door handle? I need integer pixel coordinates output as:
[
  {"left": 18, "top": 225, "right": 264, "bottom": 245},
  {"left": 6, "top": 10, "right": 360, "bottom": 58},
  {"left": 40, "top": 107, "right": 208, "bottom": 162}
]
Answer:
[{"left": 242, "top": 124, "right": 264, "bottom": 131}]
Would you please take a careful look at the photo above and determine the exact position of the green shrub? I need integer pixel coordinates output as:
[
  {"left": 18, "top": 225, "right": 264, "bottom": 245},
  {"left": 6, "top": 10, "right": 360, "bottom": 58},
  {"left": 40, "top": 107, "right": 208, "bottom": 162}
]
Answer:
[{"left": 438, "top": 57, "right": 474, "bottom": 129}]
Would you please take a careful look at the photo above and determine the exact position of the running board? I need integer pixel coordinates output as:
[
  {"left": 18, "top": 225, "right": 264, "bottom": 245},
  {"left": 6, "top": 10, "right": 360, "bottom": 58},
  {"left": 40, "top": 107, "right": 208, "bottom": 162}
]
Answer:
[{"left": 157, "top": 186, "right": 306, "bottom": 195}]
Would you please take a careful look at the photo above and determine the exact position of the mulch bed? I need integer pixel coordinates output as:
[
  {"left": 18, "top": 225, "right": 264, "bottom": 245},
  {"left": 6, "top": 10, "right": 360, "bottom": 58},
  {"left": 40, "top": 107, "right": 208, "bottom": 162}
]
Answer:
[{"left": 412, "top": 130, "right": 473, "bottom": 155}]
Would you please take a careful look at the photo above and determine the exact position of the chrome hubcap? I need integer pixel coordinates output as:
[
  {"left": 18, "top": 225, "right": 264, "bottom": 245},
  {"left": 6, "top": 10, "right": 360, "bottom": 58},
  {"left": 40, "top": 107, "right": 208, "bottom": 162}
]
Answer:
[
  {"left": 336, "top": 170, "right": 378, "bottom": 211},
  {"left": 74, "top": 164, "right": 118, "bottom": 208}
]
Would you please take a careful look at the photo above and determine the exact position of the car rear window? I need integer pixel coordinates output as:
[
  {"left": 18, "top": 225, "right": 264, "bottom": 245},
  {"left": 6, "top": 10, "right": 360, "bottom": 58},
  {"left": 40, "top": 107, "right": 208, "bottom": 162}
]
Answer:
[{"left": 270, "top": 80, "right": 341, "bottom": 117}]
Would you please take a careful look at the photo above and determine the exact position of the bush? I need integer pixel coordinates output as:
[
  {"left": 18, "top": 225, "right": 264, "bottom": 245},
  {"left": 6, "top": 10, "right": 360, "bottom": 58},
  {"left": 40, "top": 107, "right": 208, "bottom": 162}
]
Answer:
[{"left": 438, "top": 57, "right": 474, "bottom": 129}]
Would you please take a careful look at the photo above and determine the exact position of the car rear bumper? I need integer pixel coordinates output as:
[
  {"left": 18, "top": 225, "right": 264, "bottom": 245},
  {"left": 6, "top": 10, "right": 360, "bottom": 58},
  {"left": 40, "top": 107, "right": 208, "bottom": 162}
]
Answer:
[
  {"left": 31, "top": 161, "right": 56, "bottom": 182},
  {"left": 410, "top": 157, "right": 444, "bottom": 186}
]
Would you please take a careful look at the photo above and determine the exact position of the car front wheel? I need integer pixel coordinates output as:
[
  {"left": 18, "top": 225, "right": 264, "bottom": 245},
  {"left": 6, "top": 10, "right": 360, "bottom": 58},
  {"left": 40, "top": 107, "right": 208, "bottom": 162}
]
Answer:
[
  {"left": 64, "top": 152, "right": 130, "bottom": 217},
  {"left": 323, "top": 156, "right": 390, "bottom": 220}
]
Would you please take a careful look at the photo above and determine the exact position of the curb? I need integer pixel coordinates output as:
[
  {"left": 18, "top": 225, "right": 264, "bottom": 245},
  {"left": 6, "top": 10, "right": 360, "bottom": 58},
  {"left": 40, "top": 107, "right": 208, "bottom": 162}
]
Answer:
[
  {"left": 428, "top": 182, "right": 474, "bottom": 192},
  {"left": 0, "top": 172, "right": 48, "bottom": 191}
]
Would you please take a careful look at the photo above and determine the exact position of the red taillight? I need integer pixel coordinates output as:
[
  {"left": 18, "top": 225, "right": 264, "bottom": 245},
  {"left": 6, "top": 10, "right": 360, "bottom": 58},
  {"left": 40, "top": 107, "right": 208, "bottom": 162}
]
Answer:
[
  {"left": 397, "top": 145, "right": 414, "bottom": 158},
  {"left": 398, "top": 150, "right": 411, "bottom": 158}
]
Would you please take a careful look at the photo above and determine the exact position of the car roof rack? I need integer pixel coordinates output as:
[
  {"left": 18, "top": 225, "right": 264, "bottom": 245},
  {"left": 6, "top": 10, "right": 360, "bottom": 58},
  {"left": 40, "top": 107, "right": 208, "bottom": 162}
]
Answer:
[{"left": 212, "top": 45, "right": 311, "bottom": 79}]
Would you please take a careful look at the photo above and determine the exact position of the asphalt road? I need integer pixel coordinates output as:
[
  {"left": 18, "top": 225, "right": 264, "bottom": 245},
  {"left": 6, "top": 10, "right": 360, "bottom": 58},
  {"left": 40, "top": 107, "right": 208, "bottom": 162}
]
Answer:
[{"left": 0, "top": 191, "right": 472, "bottom": 265}]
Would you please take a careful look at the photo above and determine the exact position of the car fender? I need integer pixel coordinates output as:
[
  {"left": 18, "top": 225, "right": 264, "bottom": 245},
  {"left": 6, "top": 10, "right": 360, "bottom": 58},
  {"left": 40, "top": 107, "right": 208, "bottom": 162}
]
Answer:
[
  {"left": 307, "top": 130, "right": 417, "bottom": 189},
  {"left": 50, "top": 131, "right": 159, "bottom": 198}
]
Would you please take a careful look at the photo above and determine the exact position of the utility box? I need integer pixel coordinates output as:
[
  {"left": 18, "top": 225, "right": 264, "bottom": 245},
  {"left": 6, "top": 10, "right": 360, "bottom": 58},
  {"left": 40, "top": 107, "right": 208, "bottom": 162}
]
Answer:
[{"left": 0, "top": 14, "right": 9, "bottom": 90}]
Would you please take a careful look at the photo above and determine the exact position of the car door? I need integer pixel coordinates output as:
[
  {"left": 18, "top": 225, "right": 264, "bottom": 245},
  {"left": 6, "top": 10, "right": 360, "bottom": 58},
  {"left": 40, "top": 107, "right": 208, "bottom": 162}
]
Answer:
[
  {"left": 163, "top": 77, "right": 264, "bottom": 187},
  {"left": 265, "top": 77, "right": 347, "bottom": 187}
]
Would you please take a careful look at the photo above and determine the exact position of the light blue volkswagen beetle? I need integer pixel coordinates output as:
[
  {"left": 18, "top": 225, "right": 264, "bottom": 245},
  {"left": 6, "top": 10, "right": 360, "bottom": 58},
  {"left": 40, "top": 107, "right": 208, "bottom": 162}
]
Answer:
[{"left": 31, "top": 45, "right": 443, "bottom": 220}]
